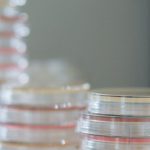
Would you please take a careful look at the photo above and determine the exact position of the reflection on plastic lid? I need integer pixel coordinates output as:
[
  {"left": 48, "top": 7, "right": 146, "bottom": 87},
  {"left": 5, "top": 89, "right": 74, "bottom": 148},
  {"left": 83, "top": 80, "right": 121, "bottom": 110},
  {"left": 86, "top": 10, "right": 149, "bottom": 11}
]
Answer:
[
  {"left": 88, "top": 88, "right": 150, "bottom": 116},
  {"left": 77, "top": 113, "right": 150, "bottom": 138},
  {"left": 0, "top": 0, "right": 27, "bottom": 7},
  {"left": 0, "top": 141, "right": 79, "bottom": 150}
]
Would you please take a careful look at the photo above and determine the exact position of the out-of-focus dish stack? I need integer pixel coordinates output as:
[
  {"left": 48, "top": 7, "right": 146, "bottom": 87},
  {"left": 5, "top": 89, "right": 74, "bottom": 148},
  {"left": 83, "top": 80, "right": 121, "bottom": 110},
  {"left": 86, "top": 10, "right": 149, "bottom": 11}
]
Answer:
[
  {"left": 0, "top": 60, "right": 90, "bottom": 150},
  {"left": 0, "top": 1, "right": 90, "bottom": 148},
  {"left": 77, "top": 88, "right": 150, "bottom": 150},
  {"left": 0, "top": 0, "right": 29, "bottom": 86},
  {"left": 0, "top": 83, "right": 90, "bottom": 150}
]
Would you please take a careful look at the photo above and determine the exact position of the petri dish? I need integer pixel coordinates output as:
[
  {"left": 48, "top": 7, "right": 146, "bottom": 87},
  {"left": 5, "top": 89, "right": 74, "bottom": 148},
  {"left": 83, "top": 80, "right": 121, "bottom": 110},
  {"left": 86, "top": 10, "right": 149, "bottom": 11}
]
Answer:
[
  {"left": 0, "top": 22, "right": 30, "bottom": 38},
  {"left": 0, "top": 13, "right": 28, "bottom": 23},
  {"left": 0, "top": 141, "right": 79, "bottom": 150},
  {"left": 88, "top": 88, "right": 150, "bottom": 116},
  {"left": 0, "top": 123, "right": 79, "bottom": 144},
  {"left": 0, "top": 84, "right": 89, "bottom": 107},
  {"left": 77, "top": 113, "right": 150, "bottom": 138},
  {"left": 0, "top": 47, "right": 26, "bottom": 55},
  {"left": 0, "top": 55, "right": 28, "bottom": 71},
  {"left": 0, "top": 38, "right": 27, "bottom": 54},
  {"left": 0, "top": 104, "right": 85, "bottom": 125},
  {"left": 81, "top": 135, "right": 150, "bottom": 150},
  {"left": 0, "top": 73, "right": 28, "bottom": 87},
  {"left": 0, "top": 0, "right": 27, "bottom": 7}
]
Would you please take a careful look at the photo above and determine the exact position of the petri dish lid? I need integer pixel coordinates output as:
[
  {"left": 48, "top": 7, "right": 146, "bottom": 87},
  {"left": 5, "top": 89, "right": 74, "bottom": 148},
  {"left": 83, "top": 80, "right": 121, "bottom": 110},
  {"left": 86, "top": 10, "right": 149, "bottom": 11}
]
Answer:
[
  {"left": 0, "top": 0, "right": 27, "bottom": 7},
  {"left": 0, "top": 57, "right": 28, "bottom": 71},
  {"left": 0, "top": 22, "right": 30, "bottom": 37},
  {"left": 0, "top": 104, "right": 85, "bottom": 125},
  {"left": 0, "top": 140, "right": 79, "bottom": 150},
  {"left": 0, "top": 141, "right": 79, "bottom": 150},
  {"left": 0, "top": 83, "right": 89, "bottom": 107},
  {"left": 13, "top": 83, "right": 90, "bottom": 94},
  {"left": 0, "top": 123, "right": 78, "bottom": 144},
  {"left": 0, "top": 13, "right": 28, "bottom": 23},
  {"left": 0, "top": 47, "right": 26, "bottom": 54},
  {"left": 88, "top": 88, "right": 150, "bottom": 116},
  {"left": 90, "top": 88, "right": 150, "bottom": 103},
  {"left": 77, "top": 112, "right": 150, "bottom": 138},
  {"left": 0, "top": 38, "right": 27, "bottom": 53},
  {"left": 81, "top": 135, "right": 150, "bottom": 150},
  {"left": 83, "top": 135, "right": 150, "bottom": 144}
]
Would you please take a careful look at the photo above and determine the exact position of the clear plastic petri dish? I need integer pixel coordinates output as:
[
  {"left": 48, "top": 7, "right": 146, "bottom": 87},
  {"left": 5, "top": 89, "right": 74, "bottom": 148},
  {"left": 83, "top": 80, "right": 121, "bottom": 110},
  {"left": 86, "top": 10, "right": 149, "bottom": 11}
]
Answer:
[
  {"left": 0, "top": 84, "right": 89, "bottom": 107},
  {"left": 0, "top": 69, "right": 27, "bottom": 81},
  {"left": 88, "top": 88, "right": 150, "bottom": 116},
  {"left": 0, "top": 105, "right": 85, "bottom": 125},
  {"left": 0, "top": 61, "right": 28, "bottom": 86},
  {"left": 0, "top": 38, "right": 27, "bottom": 54},
  {"left": 81, "top": 135, "right": 150, "bottom": 150},
  {"left": 0, "top": 56, "right": 28, "bottom": 72},
  {"left": 0, "top": 0, "right": 27, "bottom": 7},
  {"left": 0, "top": 22, "right": 30, "bottom": 38},
  {"left": 0, "top": 13, "right": 28, "bottom": 23},
  {"left": 0, "top": 47, "right": 25, "bottom": 55},
  {"left": 77, "top": 113, "right": 150, "bottom": 138},
  {"left": 0, "top": 123, "right": 78, "bottom": 144},
  {"left": 0, "top": 73, "right": 28, "bottom": 87},
  {"left": 0, "top": 141, "right": 79, "bottom": 150},
  {"left": 0, "top": 7, "right": 17, "bottom": 15}
]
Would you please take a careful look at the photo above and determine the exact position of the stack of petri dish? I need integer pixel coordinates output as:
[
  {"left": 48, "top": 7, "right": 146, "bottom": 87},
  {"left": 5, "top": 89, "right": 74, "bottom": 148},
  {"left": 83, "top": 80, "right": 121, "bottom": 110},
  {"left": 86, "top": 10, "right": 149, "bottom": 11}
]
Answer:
[
  {"left": 77, "top": 88, "right": 150, "bottom": 150},
  {"left": 0, "top": 1, "right": 89, "bottom": 149},
  {"left": 0, "top": 82, "right": 90, "bottom": 150},
  {"left": 0, "top": 0, "right": 29, "bottom": 86}
]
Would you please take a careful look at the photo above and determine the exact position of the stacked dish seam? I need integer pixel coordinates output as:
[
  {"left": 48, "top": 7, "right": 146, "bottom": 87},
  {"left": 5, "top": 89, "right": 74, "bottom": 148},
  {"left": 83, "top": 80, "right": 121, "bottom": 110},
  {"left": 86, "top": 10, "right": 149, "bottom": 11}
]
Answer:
[
  {"left": 77, "top": 88, "right": 150, "bottom": 150},
  {"left": 0, "top": 83, "right": 90, "bottom": 150}
]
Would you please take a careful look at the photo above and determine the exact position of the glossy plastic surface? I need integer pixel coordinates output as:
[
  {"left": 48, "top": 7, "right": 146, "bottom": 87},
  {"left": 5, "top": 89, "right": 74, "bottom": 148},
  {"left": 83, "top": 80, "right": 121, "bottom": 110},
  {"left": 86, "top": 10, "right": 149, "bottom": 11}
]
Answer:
[
  {"left": 88, "top": 88, "right": 150, "bottom": 116},
  {"left": 0, "top": 0, "right": 27, "bottom": 7},
  {"left": 0, "top": 22, "right": 30, "bottom": 38},
  {"left": 0, "top": 84, "right": 89, "bottom": 107},
  {"left": 78, "top": 113, "right": 150, "bottom": 138},
  {"left": 0, "top": 142, "right": 79, "bottom": 150},
  {"left": 0, "top": 105, "right": 85, "bottom": 125},
  {"left": 81, "top": 135, "right": 150, "bottom": 150},
  {"left": 0, "top": 123, "right": 78, "bottom": 143}
]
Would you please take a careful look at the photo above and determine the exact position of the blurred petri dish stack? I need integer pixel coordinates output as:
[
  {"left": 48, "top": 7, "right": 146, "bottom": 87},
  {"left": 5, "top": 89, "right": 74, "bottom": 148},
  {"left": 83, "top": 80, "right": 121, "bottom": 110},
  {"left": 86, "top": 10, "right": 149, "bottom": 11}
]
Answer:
[
  {"left": 0, "top": 0, "right": 90, "bottom": 149},
  {"left": 0, "top": 0, "right": 29, "bottom": 86},
  {"left": 77, "top": 88, "right": 150, "bottom": 150},
  {"left": 0, "top": 59, "right": 90, "bottom": 150},
  {"left": 0, "top": 83, "right": 90, "bottom": 150}
]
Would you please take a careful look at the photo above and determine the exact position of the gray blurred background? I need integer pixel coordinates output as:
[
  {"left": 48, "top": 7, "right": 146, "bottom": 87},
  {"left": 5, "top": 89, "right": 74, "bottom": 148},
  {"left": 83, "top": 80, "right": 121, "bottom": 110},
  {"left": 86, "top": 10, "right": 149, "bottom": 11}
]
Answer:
[{"left": 24, "top": 0, "right": 150, "bottom": 88}]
